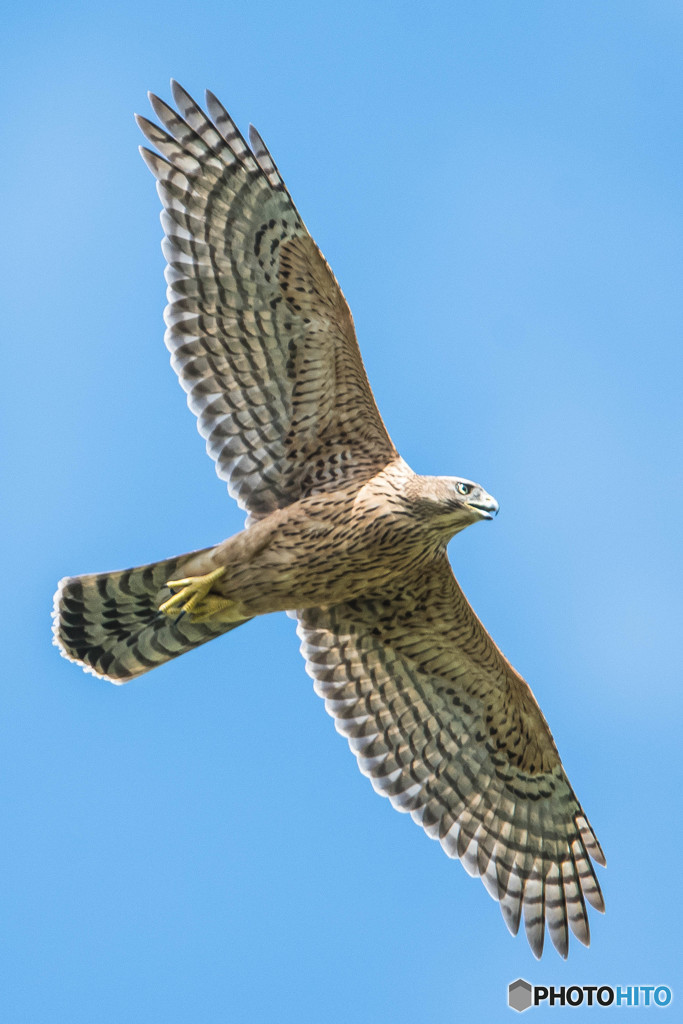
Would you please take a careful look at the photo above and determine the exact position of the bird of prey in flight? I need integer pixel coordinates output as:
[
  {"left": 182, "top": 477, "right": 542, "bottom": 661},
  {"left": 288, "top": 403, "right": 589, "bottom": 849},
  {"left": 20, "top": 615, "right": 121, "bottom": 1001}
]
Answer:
[{"left": 52, "top": 82, "right": 605, "bottom": 959}]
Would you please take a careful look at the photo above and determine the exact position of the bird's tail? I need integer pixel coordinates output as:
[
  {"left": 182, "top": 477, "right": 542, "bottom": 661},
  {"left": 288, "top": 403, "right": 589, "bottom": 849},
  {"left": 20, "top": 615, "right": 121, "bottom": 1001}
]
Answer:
[{"left": 52, "top": 547, "right": 249, "bottom": 684}]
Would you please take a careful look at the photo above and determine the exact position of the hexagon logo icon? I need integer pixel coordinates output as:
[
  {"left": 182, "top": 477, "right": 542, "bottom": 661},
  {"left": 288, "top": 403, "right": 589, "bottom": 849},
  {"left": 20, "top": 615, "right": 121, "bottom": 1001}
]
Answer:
[{"left": 508, "top": 978, "right": 533, "bottom": 1012}]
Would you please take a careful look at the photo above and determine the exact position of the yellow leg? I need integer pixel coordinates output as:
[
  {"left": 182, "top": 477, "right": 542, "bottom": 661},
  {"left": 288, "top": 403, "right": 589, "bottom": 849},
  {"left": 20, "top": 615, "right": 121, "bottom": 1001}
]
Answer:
[
  {"left": 186, "top": 593, "right": 244, "bottom": 624},
  {"left": 159, "top": 566, "right": 233, "bottom": 621}
]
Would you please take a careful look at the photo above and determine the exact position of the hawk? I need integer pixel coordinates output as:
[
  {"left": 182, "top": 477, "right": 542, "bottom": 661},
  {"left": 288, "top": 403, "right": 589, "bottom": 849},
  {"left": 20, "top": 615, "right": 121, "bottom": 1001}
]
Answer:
[{"left": 52, "top": 82, "right": 605, "bottom": 959}]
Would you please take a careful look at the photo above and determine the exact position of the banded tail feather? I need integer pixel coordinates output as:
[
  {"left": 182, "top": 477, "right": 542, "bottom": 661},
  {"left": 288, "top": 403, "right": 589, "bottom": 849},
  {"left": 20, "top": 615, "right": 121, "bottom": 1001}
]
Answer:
[{"left": 52, "top": 547, "right": 249, "bottom": 683}]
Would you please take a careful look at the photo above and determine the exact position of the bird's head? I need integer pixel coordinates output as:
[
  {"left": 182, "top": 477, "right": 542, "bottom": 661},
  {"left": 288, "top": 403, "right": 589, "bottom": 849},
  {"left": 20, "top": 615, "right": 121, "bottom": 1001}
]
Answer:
[{"left": 413, "top": 475, "right": 499, "bottom": 537}]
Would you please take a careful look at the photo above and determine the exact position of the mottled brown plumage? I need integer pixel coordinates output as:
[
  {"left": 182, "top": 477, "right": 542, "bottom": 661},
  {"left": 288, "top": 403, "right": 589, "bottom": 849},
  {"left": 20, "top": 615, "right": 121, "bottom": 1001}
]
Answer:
[{"left": 52, "top": 82, "right": 605, "bottom": 959}]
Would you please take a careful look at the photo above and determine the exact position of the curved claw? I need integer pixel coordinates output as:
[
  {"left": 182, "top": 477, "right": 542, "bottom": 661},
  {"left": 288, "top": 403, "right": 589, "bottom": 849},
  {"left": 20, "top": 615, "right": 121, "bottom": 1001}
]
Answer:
[{"left": 159, "top": 566, "right": 227, "bottom": 618}]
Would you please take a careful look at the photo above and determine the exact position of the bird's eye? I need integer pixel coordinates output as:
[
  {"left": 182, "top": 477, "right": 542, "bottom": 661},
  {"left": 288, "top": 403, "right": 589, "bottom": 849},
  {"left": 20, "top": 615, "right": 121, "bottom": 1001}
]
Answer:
[{"left": 456, "top": 483, "right": 471, "bottom": 496}]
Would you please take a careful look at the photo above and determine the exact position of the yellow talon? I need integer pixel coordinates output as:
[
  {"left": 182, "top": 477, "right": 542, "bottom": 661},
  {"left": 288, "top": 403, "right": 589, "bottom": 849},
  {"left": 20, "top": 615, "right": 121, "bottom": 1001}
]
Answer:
[{"left": 159, "top": 566, "right": 227, "bottom": 619}]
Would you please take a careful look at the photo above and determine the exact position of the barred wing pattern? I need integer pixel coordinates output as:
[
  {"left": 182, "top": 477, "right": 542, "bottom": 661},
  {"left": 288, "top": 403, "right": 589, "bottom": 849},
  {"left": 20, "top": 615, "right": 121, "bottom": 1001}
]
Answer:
[
  {"left": 137, "top": 83, "right": 396, "bottom": 521},
  {"left": 297, "top": 559, "right": 605, "bottom": 958}
]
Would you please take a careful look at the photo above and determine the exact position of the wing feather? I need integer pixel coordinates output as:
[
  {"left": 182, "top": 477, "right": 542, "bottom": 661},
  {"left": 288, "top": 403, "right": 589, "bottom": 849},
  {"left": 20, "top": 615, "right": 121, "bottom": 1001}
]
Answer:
[
  {"left": 297, "top": 558, "right": 604, "bottom": 958},
  {"left": 137, "top": 83, "right": 397, "bottom": 521}
]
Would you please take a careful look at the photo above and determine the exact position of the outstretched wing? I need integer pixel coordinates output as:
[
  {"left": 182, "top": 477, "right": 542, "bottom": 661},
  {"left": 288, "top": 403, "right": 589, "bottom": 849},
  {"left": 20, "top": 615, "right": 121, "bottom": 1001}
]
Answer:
[
  {"left": 297, "top": 557, "right": 605, "bottom": 958},
  {"left": 137, "top": 82, "right": 397, "bottom": 521}
]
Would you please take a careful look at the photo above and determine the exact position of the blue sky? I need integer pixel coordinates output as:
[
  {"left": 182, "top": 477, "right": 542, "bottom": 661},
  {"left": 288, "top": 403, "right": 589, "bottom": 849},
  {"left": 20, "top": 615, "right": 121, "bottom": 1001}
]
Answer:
[{"left": 2, "top": 2, "right": 682, "bottom": 1021}]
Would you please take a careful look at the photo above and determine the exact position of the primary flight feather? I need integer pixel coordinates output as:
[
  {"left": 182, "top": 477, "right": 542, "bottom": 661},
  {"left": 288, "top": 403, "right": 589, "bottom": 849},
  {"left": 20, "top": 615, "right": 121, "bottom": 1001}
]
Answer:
[{"left": 52, "top": 81, "right": 605, "bottom": 959}]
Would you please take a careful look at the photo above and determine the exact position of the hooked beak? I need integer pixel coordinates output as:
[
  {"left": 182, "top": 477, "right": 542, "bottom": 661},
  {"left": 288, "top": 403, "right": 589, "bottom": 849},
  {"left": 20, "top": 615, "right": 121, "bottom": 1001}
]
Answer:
[{"left": 466, "top": 494, "right": 499, "bottom": 520}]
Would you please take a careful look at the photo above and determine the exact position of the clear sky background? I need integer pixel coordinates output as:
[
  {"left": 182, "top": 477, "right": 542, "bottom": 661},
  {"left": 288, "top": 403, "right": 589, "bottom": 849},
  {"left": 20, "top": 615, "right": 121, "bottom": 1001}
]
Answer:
[{"left": 2, "top": 2, "right": 681, "bottom": 1022}]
